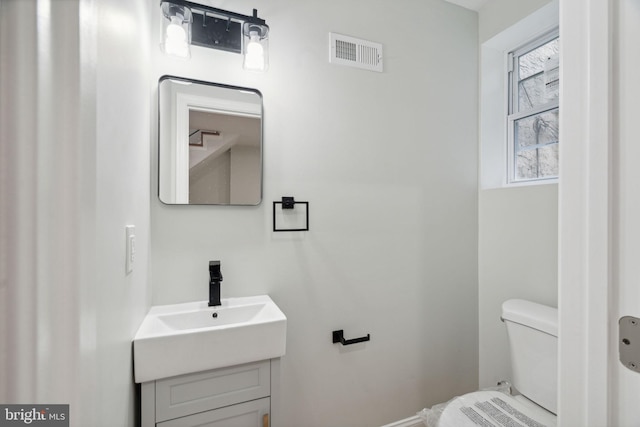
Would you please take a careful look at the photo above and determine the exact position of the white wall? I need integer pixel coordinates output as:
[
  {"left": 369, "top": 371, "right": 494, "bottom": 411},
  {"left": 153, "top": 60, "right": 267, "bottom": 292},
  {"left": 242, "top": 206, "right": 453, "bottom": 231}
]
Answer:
[
  {"left": 0, "top": 0, "right": 151, "bottom": 425},
  {"left": 94, "top": 0, "right": 152, "bottom": 424},
  {"left": 477, "top": 0, "right": 558, "bottom": 389},
  {"left": 150, "top": 0, "right": 478, "bottom": 425},
  {"left": 479, "top": 0, "right": 553, "bottom": 42},
  {"left": 478, "top": 186, "right": 558, "bottom": 387}
]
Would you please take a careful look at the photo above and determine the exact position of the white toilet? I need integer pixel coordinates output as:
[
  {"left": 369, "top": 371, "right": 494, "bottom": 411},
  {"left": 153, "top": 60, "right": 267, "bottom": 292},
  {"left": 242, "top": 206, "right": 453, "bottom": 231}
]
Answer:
[{"left": 382, "top": 299, "right": 558, "bottom": 427}]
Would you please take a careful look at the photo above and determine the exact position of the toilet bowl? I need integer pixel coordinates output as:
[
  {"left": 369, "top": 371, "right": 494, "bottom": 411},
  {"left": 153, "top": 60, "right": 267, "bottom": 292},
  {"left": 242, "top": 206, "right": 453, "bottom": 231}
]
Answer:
[
  {"left": 436, "top": 390, "right": 555, "bottom": 427},
  {"left": 381, "top": 299, "right": 558, "bottom": 427},
  {"left": 381, "top": 390, "right": 556, "bottom": 427}
]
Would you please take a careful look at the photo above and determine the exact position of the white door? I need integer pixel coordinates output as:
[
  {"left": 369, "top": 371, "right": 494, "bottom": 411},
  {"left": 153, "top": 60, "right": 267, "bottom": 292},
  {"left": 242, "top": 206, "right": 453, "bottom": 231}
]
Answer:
[
  {"left": 610, "top": 0, "right": 640, "bottom": 424},
  {"left": 559, "top": 0, "right": 640, "bottom": 426}
]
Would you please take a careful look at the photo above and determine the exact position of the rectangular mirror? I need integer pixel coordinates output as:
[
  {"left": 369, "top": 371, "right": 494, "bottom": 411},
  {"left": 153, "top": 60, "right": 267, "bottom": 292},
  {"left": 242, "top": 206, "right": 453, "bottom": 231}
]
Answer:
[{"left": 158, "top": 76, "right": 263, "bottom": 205}]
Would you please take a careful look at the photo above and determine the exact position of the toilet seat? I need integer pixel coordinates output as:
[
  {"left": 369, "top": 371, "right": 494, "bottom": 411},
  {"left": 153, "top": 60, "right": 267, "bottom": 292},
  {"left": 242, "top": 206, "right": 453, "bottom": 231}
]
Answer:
[{"left": 437, "top": 390, "right": 556, "bottom": 427}]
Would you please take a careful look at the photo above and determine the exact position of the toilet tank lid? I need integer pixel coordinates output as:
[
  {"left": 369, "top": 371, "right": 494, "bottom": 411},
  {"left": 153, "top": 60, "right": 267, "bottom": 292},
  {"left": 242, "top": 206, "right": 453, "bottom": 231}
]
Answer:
[{"left": 502, "top": 299, "right": 558, "bottom": 337}]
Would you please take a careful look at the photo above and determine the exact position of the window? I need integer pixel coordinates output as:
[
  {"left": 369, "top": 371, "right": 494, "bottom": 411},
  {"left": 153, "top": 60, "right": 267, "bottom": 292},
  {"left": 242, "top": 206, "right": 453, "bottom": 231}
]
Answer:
[{"left": 507, "top": 30, "right": 559, "bottom": 183}]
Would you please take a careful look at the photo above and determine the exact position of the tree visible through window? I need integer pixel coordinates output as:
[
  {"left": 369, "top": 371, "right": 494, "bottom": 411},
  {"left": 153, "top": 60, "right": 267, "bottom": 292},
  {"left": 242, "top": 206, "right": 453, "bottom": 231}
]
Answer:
[{"left": 508, "top": 30, "right": 559, "bottom": 183}]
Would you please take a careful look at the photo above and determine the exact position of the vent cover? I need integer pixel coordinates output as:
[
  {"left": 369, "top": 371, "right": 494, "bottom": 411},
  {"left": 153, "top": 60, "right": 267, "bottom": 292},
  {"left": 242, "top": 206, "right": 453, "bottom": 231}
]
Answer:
[{"left": 329, "top": 33, "right": 383, "bottom": 72}]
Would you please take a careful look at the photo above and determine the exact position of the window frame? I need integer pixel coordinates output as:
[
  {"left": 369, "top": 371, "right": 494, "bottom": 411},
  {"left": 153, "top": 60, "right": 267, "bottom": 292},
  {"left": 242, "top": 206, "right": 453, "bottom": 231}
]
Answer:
[{"left": 506, "top": 28, "right": 560, "bottom": 185}]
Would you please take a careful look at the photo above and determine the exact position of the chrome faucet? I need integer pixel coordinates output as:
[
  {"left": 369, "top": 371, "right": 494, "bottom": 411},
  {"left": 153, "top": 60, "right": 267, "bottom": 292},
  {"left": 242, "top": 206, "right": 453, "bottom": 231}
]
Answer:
[{"left": 208, "top": 261, "right": 223, "bottom": 307}]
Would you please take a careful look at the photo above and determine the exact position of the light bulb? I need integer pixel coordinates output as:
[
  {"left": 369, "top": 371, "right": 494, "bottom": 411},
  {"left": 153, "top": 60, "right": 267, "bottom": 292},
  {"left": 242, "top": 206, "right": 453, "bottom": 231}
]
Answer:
[
  {"left": 244, "top": 32, "right": 265, "bottom": 71},
  {"left": 164, "top": 16, "right": 189, "bottom": 58},
  {"left": 167, "top": 17, "right": 186, "bottom": 42}
]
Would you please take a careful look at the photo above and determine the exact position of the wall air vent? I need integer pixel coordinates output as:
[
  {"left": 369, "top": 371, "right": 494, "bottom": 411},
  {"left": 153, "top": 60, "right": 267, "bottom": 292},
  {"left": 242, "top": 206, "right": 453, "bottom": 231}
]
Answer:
[{"left": 329, "top": 33, "right": 383, "bottom": 73}]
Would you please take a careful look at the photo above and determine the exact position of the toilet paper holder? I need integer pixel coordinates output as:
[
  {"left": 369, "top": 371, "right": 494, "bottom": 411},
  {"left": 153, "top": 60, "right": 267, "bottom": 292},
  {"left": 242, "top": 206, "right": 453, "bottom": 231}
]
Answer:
[{"left": 332, "top": 329, "right": 370, "bottom": 346}]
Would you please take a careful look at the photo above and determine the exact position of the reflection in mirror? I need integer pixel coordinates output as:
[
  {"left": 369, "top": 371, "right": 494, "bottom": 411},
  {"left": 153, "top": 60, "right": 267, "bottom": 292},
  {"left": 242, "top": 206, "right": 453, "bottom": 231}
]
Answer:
[{"left": 158, "top": 77, "right": 263, "bottom": 205}]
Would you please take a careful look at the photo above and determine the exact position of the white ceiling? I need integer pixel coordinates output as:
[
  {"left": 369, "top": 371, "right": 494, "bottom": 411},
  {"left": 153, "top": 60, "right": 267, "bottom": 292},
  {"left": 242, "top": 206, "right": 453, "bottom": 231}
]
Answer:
[
  {"left": 443, "top": 0, "right": 489, "bottom": 11},
  {"left": 189, "top": 110, "right": 260, "bottom": 147}
]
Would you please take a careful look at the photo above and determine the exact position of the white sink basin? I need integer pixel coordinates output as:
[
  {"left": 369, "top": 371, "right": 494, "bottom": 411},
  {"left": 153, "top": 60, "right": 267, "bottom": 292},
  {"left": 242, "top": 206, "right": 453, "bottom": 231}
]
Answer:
[{"left": 133, "top": 295, "right": 287, "bottom": 383}]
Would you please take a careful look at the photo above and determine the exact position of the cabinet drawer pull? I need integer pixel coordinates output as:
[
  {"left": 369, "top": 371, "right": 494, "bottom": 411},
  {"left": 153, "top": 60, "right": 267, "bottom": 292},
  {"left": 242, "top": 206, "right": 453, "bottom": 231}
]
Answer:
[{"left": 263, "top": 413, "right": 269, "bottom": 427}]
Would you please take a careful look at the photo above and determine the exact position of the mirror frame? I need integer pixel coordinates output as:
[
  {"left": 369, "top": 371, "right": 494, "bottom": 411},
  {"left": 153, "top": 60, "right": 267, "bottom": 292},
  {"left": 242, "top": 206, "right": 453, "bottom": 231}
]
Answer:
[{"left": 158, "top": 75, "right": 264, "bottom": 205}]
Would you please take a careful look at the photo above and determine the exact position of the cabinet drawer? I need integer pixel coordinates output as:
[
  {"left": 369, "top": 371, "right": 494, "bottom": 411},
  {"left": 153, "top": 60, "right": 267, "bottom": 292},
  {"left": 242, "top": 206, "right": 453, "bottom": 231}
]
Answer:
[
  {"left": 156, "top": 360, "right": 270, "bottom": 422},
  {"left": 157, "top": 397, "right": 270, "bottom": 427}
]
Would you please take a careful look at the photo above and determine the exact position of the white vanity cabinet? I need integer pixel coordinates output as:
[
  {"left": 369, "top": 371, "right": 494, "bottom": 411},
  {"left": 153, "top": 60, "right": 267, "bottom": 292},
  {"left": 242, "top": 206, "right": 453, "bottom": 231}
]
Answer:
[
  {"left": 133, "top": 296, "right": 286, "bottom": 426},
  {"left": 141, "top": 360, "right": 272, "bottom": 427}
]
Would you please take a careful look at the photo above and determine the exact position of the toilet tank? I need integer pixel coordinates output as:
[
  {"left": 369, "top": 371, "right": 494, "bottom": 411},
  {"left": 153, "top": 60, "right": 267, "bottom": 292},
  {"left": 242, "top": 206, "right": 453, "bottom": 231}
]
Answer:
[{"left": 502, "top": 299, "right": 558, "bottom": 414}]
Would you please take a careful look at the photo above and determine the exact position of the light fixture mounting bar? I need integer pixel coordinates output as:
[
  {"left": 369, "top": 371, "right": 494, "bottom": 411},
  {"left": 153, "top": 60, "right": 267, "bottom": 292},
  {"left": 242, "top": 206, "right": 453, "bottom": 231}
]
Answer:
[
  {"left": 191, "top": 11, "right": 242, "bottom": 53},
  {"left": 162, "top": 0, "right": 266, "bottom": 26}
]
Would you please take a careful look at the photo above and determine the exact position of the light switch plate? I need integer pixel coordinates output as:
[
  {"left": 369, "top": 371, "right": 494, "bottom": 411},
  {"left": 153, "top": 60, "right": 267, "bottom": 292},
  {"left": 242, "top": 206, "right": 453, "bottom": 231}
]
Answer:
[
  {"left": 125, "top": 225, "right": 135, "bottom": 274},
  {"left": 619, "top": 316, "right": 640, "bottom": 373}
]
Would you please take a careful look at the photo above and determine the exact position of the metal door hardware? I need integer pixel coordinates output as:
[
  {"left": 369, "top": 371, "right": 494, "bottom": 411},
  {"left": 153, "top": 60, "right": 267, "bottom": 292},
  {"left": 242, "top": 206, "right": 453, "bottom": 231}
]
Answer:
[{"left": 619, "top": 316, "right": 640, "bottom": 373}]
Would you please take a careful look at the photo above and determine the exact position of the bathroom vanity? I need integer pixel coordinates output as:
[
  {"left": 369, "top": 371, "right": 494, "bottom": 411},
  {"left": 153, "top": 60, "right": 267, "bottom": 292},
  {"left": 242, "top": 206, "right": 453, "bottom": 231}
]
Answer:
[
  {"left": 133, "top": 296, "right": 287, "bottom": 427},
  {"left": 141, "top": 359, "right": 273, "bottom": 427}
]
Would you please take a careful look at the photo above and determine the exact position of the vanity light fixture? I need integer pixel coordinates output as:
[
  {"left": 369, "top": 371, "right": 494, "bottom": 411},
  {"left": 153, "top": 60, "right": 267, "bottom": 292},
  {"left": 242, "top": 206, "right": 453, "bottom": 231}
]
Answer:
[{"left": 159, "top": 0, "right": 269, "bottom": 71}]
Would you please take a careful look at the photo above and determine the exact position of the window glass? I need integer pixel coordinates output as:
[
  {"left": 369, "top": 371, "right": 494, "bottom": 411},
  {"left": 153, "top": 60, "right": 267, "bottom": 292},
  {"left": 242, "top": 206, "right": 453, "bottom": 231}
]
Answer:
[
  {"left": 508, "top": 31, "right": 559, "bottom": 183},
  {"left": 516, "top": 38, "right": 559, "bottom": 112},
  {"left": 514, "top": 108, "right": 559, "bottom": 180},
  {"left": 518, "top": 38, "right": 559, "bottom": 80}
]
